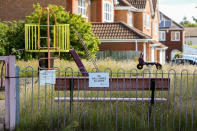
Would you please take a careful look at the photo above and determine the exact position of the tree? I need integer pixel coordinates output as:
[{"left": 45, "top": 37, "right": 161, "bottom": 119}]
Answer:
[
  {"left": 192, "top": 6, "right": 197, "bottom": 23},
  {"left": 3, "top": 4, "right": 100, "bottom": 60},
  {"left": 0, "top": 20, "right": 8, "bottom": 56},
  {"left": 26, "top": 4, "right": 100, "bottom": 59},
  {"left": 180, "top": 16, "right": 197, "bottom": 27}
]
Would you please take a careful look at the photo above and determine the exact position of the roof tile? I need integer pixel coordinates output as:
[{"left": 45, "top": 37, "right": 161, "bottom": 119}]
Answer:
[{"left": 91, "top": 22, "right": 151, "bottom": 40}]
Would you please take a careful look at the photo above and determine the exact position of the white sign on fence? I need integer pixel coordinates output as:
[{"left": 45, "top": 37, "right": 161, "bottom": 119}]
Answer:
[
  {"left": 39, "top": 70, "right": 56, "bottom": 85},
  {"left": 89, "top": 73, "right": 109, "bottom": 87}
]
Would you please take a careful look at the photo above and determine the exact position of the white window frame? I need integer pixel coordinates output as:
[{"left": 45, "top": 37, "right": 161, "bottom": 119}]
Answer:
[
  {"left": 78, "top": 0, "right": 86, "bottom": 17},
  {"left": 155, "top": 24, "right": 158, "bottom": 35},
  {"left": 103, "top": 1, "right": 113, "bottom": 22},
  {"left": 146, "top": 14, "right": 150, "bottom": 29},
  {"left": 143, "top": 14, "right": 146, "bottom": 27},
  {"left": 159, "top": 31, "right": 166, "bottom": 41},
  {"left": 129, "top": 12, "right": 133, "bottom": 26},
  {"left": 171, "top": 31, "right": 180, "bottom": 41}
]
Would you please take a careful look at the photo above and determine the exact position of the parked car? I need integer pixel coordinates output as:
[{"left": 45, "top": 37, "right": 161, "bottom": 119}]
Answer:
[{"left": 170, "top": 58, "right": 197, "bottom": 65}]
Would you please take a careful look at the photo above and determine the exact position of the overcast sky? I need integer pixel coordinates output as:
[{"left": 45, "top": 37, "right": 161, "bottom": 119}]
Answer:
[{"left": 159, "top": 0, "right": 197, "bottom": 23}]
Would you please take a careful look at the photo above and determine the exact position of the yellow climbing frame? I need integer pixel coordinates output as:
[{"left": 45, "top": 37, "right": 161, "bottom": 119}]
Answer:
[{"left": 25, "top": 24, "right": 70, "bottom": 52}]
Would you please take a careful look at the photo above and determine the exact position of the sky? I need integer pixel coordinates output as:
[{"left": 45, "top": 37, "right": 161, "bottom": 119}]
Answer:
[{"left": 159, "top": 0, "right": 197, "bottom": 23}]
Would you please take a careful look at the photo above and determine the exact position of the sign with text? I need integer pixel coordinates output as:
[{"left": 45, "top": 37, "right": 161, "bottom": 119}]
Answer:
[
  {"left": 89, "top": 73, "right": 109, "bottom": 87},
  {"left": 39, "top": 70, "right": 56, "bottom": 85}
]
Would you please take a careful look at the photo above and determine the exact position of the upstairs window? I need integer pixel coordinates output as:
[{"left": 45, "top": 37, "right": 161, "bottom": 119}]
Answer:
[
  {"left": 159, "top": 31, "right": 166, "bottom": 41},
  {"left": 155, "top": 24, "right": 158, "bottom": 35},
  {"left": 103, "top": 1, "right": 113, "bottom": 22},
  {"left": 129, "top": 12, "right": 133, "bottom": 26},
  {"left": 171, "top": 31, "right": 180, "bottom": 41},
  {"left": 143, "top": 14, "right": 146, "bottom": 27},
  {"left": 146, "top": 14, "right": 150, "bottom": 29},
  {"left": 78, "top": 0, "right": 86, "bottom": 17},
  {"left": 159, "top": 20, "right": 171, "bottom": 28}
]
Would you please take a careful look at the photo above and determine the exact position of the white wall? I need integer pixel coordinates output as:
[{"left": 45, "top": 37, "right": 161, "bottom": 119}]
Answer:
[{"left": 185, "top": 37, "right": 197, "bottom": 45}]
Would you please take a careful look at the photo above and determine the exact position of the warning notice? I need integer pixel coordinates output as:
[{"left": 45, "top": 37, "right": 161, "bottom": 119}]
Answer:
[
  {"left": 39, "top": 70, "right": 56, "bottom": 85},
  {"left": 89, "top": 73, "right": 109, "bottom": 87}
]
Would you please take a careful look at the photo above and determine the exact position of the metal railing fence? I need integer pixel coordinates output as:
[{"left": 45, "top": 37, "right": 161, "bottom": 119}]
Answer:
[{"left": 15, "top": 66, "right": 197, "bottom": 131}]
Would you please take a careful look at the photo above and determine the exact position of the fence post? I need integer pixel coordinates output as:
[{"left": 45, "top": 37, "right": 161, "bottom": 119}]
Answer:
[
  {"left": 148, "top": 79, "right": 156, "bottom": 117},
  {"left": 16, "top": 66, "right": 20, "bottom": 126},
  {"left": 9, "top": 56, "right": 16, "bottom": 130},
  {"left": 151, "top": 79, "right": 156, "bottom": 105},
  {"left": 70, "top": 79, "right": 73, "bottom": 123}
]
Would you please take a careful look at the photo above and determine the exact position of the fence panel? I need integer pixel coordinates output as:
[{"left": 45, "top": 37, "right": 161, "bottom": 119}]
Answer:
[{"left": 16, "top": 67, "right": 197, "bottom": 130}]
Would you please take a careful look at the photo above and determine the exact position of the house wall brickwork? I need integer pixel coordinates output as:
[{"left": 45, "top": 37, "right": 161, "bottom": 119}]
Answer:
[
  {"left": 142, "top": 0, "right": 152, "bottom": 36},
  {"left": 152, "top": 11, "right": 159, "bottom": 41},
  {"left": 0, "top": 0, "right": 107, "bottom": 22},
  {"left": 99, "top": 42, "right": 144, "bottom": 52},
  {"left": 133, "top": 12, "right": 143, "bottom": 31},
  {"left": 160, "top": 30, "right": 183, "bottom": 61},
  {"left": 114, "top": 10, "right": 128, "bottom": 24},
  {"left": 156, "top": 50, "right": 160, "bottom": 62},
  {"left": 0, "top": 0, "right": 67, "bottom": 21},
  {"left": 146, "top": 43, "right": 151, "bottom": 61}
]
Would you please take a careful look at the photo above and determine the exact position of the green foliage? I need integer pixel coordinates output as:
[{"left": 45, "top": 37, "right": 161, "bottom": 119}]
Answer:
[
  {"left": 186, "top": 41, "right": 192, "bottom": 46},
  {"left": 0, "top": 20, "right": 8, "bottom": 56},
  {"left": 174, "top": 52, "right": 182, "bottom": 59},
  {"left": 180, "top": 16, "right": 197, "bottom": 27},
  {"left": 5, "top": 21, "right": 31, "bottom": 59},
  {"left": 26, "top": 4, "right": 100, "bottom": 59},
  {"left": 1, "top": 4, "right": 100, "bottom": 60}
]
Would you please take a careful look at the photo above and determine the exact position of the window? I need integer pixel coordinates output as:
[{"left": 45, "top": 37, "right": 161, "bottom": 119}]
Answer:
[
  {"left": 103, "top": 1, "right": 113, "bottom": 22},
  {"left": 143, "top": 14, "right": 146, "bottom": 27},
  {"left": 146, "top": 14, "right": 150, "bottom": 29},
  {"left": 129, "top": 12, "right": 133, "bottom": 26},
  {"left": 78, "top": 0, "right": 86, "bottom": 17},
  {"left": 155, "top": 24, "right": 158, "bottom": 35},
  {"left": 159, "top": 20, "right": 171, "bottom": 28},
  {"left": 171, "top": 31, "right": 180, "bottom": 41},
  {"left": 159, "top": 31, "right": 166, "bottom": 41}
]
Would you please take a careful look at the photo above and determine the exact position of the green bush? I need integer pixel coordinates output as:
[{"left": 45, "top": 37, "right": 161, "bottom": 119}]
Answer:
[
  {"left": 0, "top": 20, "right": 8, "bottom": 56},
  {"left": 26, "top": 4, "right": 100, "bottom": 59},
  {"left": 1, "top": 4, "right": 100, "bottom": 60}
]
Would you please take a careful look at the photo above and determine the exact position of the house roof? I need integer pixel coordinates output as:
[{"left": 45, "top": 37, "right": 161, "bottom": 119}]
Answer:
[
  {"left": 117, "top": 0, "right": 132, "bottom": 6},
  {"left": 185, "top": 27, "right": 197, "bottom": 37},
  {"left": 151, "top": 41, "right": 168, "bottom": 49},
  {"left": 156, "top": 43, "right": 168, "bottom": 49},
  {"left": 126, "top": 0, "right": 147, "bottom": 9},
  {"left": 91, "top": 22, "right": 152, "bottom": 40},
  {"left": 159, "top": 12, "right": 184, "bottom": 30}
]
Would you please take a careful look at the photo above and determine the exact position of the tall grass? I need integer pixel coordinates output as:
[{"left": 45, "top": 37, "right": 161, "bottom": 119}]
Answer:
[
  {"left": 15, "top": 62, "right": 197, "bottom": 131},
  {"left": 1, "top": 59, "right": 197, "bottom": 130},
  {"left": 16, "top": 58, "right": 197, "bottom": 74}
]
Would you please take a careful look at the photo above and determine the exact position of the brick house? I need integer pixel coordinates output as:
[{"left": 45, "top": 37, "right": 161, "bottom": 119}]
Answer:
[
  {"left": 0, "top": 0, "right": 168, "bottom": 64},
  {"left": 159, "top": 12, "right": 184, "bottom": 61},
  {"left": 0, "top": 0, "right": 110, "bottom": 22},
  {"left": 91, "top": 0, "right": 168, "bottom": 64}
]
